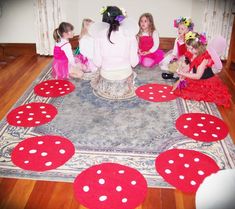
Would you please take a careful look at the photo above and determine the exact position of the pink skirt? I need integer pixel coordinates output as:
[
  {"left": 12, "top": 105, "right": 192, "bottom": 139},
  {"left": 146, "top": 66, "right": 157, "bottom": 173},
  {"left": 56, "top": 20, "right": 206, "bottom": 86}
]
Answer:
[
  {"left": 139, "top": 49, "right": 164, "bottom": 68},
  {"left": 75, "top": 54, "right": 97, "bottom": 73},
  {"left": 52, "top": 59, "right": 69, "bottom": 79}
]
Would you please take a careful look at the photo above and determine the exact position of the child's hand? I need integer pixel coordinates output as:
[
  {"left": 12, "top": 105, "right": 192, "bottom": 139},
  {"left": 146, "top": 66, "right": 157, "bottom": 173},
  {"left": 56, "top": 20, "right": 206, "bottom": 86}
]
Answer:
[{"left": 140, "top": 51, "right": 150, "bottom": 55}]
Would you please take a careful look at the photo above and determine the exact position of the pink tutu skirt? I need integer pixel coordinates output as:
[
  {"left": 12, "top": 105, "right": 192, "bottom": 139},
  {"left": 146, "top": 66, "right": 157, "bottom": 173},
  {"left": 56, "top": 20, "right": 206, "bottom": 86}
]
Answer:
[
  {"left": 75, "top": 54, "right": 97, "bottom": 73},
  {"left": 139, "top": 49, "right": 164, "bottom": 68},
  {"left": 52, "top": 59, "right": 69, "bottom": 79}
]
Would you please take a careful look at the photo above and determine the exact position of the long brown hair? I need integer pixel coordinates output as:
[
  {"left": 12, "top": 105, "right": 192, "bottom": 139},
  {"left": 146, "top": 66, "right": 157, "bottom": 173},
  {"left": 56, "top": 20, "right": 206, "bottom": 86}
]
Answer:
[
  {"left": 79, "top": 18, "right": 94, "bottom": 40},
  {"left": 53, "top": 22, "right": 74, "bottom": 43},
  {"left": 137, "top": 13, "right": 156, "bottom": 37},
  {"left": 186, "top": 33, "right": 207, "bottom": 56}
]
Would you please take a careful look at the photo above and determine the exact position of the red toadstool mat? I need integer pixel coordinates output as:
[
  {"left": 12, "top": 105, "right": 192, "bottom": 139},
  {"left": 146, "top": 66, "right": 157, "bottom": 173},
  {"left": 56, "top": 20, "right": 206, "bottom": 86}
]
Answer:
[
  {"left": 34, "top": 80, "right": 75, "bottom": 97},
  {"left": 11, "top": 135, "right": 75, "bottom": 171},
  {"left": 135, "top": 83, "right": 177, "bottom": 102},
  {"left": 175, "top": 113, "right": 228, "bottom": 142},
  {"left": 74, "top": 163, "right": 147, "bottom": 209},
  {"left": 7, "top": 102, "right": 57, "bottom": 127},
  {"left": 155, "top": 149, "right": 220, "bottom": 193}
]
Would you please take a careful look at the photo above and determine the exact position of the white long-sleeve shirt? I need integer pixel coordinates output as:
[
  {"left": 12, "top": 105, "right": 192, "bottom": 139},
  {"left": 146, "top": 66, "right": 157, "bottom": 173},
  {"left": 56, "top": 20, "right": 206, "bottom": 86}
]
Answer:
[
  {"left": 141, "top": 31, "right": 160, "bottom": 53},
  {"left": 55, "top": 38, "right": 75, "bottom": 66}
]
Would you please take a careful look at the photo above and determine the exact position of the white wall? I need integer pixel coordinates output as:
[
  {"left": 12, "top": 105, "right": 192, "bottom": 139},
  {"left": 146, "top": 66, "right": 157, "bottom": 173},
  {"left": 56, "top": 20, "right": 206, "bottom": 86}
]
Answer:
[
  {"left": 0, "top": 0, "right": 206, "bottom": 43},
  {"left": 0, "top": 0, "right": 36, "bottom": 43}
]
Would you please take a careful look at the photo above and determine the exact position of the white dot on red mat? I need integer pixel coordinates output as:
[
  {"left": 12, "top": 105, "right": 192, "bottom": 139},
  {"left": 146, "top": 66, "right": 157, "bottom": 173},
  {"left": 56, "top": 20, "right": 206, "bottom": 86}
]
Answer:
[
  {"left": 16, "top": 116, "right": 20, "bottom": 119},
  {"left": 58, "top": 88, "right": 62, "bottom": 90},
  {"left": 17, "top": 121, "right": 21, "bottom": 124},
  {"left": 59, "top": 149, "right": 65, "bottom": 154},
  {"left": 41, "top": 111, "right": 47, "bottom": 114},
  {"left": 193, "top": 133, "right": 199, "bottom": 137},
  {"left": 186, "top": 117, "right": 192, "bottom": 121},
  {"left": 40, "top": 88, "right": 44, "bottom": 90},
  {"left": 198, "top": 170, "right": 204, "bottom": 175},
  {"left": 35, "top": 121, "right": 40, "bottom": 124},
  {"left": 194, "top": 158, "right": 200, "bottom": 162},
  {"left": 149, "top": 97, "right": 154, "bottom": 100},
  {"left": 99, "top": 179, "right": 105, "bottom": 184},
  {"left": 64, "top": 84, "right": 68, "bottom": 87},
  {"left": 29, "top": 113, "right": 34, "bottom": 116},
  {"left": 45, "top": 92, "right": 50, "bottom": 95},
  {"left": 44, "top": 83, "right": 48, "bottom": 85},
  {"left": 97, "top": 170, "right": 102, "bottom": 174},
  {"left": 212, "top": 134, "right": 218, "bottom": 138},
  {"left": 18, "top": 111, "right": 23, "bottom": 114},
  {"left": 38, "top": 141, "right": 43, "bottom": 145},
  {"left": 149, "top": 86, "right": 153, "bottom": 89},
  {"left": 165, "top": 169, "right": 171, "bottom": 174},
  {"left": 170, "top": 92, "right": 173, "bottom": 94},
  {"left": 40, "top": 106, "right": 45, "bottom": 109},
  {"left": 24, "top": 160, "right": 29, "bottom": 164},
  {"left": 55, "top": 141, "right": 61, "bottom": 144},
  {"left": 122, "top": 198, "right": 128, "bottom": 203},
  {"left": 19, "top": 147, "right": 24, "bottom": 151},
  {"left": 118, "top": 170, "right": 125, "bottom": 174},
  {"left": 163, "top": 86, "right": 167, "bottom": 89},
  {"left": 179, "top": 153, "right": 184, "bottom": 158},
  {"left": 183, "top": 125, "right": 188, "bottom": 129},
  {"left": 26, "top": 105, "right": 31, "bottom": 109},
  {"left": 50, "top": 86, "right": 54, "bottom": 88},
  {"left": 168, "top": 160, "right": 174, "bottom": 164},
  {"left": 140, "top": 90, "right": 144, "bottom": 93},
  {"left": 158, "top": 90, "right": 163, "bottom": 93},
  {"left": 46, "top": 115, "right": 51, "bottom": 118},
  {"left": 66, "top": 88, "right": 70, "bottom": 90},
  {"left": 60, "top": 91, "right": 65, "bottom": 94},
  {"left": 28, "top": 117, "right": 33, "bottom": 121},
  {"left": 149, "top": 92, "right": 154, "bottom": 95},
  {"left": 162, "top": 95, "right": 166, "bottom": 98},
  {"left": 41, "top": 152, "right": 47, "bottom": 157},
  {"left": 197, "top": 123, "right": 204, "bottom": 127},
  {"left": 99, "top": 196, "right": 107, "bottom": 201},
  {"left": 55, "top": 82, "right": 59, "bottom": 84},
  {"left": 131, "top": 180, "right": 136, "bottom": 185},
  {"left": 190, "top": 180, "right": 196, "bottom": 186},
  {"left": 209, "top": 121, "right": 215, "bottom": 124},
  {"left": 184, "top": 163, "right": 190, "bottom": 168},
  {"left": 201, "top": 130, "right": 207, "bottom": 133},
  {"left": 45, "top": 161, "right": 52, "bottom": 166},
  {"left": 216, "top": 127, "right": 221, "bottom": 130},
  {"left": 83, "top": 186, "right": 89, "bottom": 192},
  {"left": 29, "top": 149, "right": 37, "bottom": 154},
  {"left": 179, "top": 175, "right": 185, "bottom": 180},
  {"left": 201, "top": 117, "right": 206, "bottom": 120},
  {"left": 116, "top": 186, "right": 122, "bottom": 192}
]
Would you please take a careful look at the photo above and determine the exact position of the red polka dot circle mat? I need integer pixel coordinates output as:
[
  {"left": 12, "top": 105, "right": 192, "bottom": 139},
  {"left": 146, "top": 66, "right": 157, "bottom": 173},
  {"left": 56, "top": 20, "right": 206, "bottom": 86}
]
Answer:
[
  {"left": 11, "top": 135, "right": 75, "bottom": 172},
  {"left": 135, "top": 83, "right": 177, "bottom": 102},
  {"left": 7, "top": 102, "right": 57, "bottom": 127},
  {"left": 73, "top": 163, "right": 147, "bottom": 209},
  {"left": 175, "top": 113, "right": 228, "bottom": 142},
  {"left": 34, "top": 80, "right": 75, "bottom": 97},
  {"left": 155, "top": 149, "right": 220, "bottom": 193}
]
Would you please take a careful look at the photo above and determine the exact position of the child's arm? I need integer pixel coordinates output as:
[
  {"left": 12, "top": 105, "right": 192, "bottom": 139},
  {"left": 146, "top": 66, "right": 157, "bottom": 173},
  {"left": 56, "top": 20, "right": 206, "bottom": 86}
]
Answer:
[
  {"left": 93, "top": 38, "right": 102, "bottom": 68},
  {"left": 148, "top": 31, "right": 160, "bottom": 53},
  {"left": 129, "top": 37, "right": 139, "bottom": 67},
  {"left": 172, "top": 38, "right": 179, "bottom": 57},
  {"left": 61, "top": 43, "right": 76, "bottom": 66},
  {"left": 177, "top": 59, "right": 208, "bottom": 80}
]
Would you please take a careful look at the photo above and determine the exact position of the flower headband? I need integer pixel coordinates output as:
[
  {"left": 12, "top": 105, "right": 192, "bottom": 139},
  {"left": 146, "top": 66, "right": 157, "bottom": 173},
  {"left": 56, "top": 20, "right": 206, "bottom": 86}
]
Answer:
[
  {"left": 100, "top": 6, "right": 127, "bottom": 23},
  {"left": 174, "top": 17, "right": 194, "bottom": 31},
  {"left": 185, "top": 31, "right": 207, "bottom": 45}
]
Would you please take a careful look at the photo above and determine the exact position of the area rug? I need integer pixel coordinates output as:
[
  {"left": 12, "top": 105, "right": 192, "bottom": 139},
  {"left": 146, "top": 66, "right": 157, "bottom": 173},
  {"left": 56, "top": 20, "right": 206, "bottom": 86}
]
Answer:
[{"left": 0, "top": 63, "right": 234, "bottom": 188}]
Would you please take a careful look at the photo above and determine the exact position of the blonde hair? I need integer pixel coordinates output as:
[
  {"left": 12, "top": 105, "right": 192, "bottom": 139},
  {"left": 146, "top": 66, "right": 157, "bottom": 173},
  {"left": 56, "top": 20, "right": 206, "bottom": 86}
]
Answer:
[
  {"left": 186, "top": 33, "right": 207, "bottom": 56},
  {"left": 137, "top": 13, "right": 156, "bottom": 37},
  {"left": 79, "top": 18, "right": 94, "bottom": 40}
]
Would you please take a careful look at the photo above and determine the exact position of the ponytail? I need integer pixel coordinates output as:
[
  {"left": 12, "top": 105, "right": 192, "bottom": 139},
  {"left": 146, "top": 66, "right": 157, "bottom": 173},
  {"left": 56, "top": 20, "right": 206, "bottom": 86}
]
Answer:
[
  {"left": 53, "top": 28, "right": 61, "bottom": 43},
  {"left": 107, "top": 21, "right": 120, "bottom": 44}
]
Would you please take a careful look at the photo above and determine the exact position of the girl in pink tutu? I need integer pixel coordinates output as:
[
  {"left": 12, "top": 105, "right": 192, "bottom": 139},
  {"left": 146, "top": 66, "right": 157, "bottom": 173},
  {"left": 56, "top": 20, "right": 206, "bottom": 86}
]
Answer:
[
  {"left": 137, "top": 13, "right": 164, "bottom": 68},
  {"left": 52, "top": 22, "right": 79, "bottom": 79},
  {"left": 74, "top": 18, "right": 97, "bottom": 79}
]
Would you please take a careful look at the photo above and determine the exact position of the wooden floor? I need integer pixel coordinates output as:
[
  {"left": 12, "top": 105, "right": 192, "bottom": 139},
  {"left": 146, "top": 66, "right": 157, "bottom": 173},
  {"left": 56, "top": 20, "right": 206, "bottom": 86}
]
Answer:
[{"left": 0, "top": 55, "right": 234, "bottom": 209}]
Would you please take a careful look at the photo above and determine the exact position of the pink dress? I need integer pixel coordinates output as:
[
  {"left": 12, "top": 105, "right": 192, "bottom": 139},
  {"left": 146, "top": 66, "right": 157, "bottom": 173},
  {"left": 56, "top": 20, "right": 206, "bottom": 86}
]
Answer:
[
  {"left": 52, "top": 42, "right": 69, "bottom": 79},
  {"left": 139, "top": 36, "right": 164, "bottom": 68}
]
